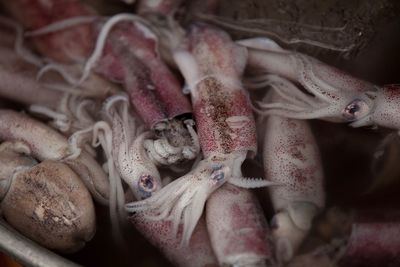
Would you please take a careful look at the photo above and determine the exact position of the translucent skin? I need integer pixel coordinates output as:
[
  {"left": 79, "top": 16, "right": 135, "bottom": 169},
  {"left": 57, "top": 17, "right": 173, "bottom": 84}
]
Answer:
[{"left": 3, "top": 0, "right": 96, "bottom": 63}]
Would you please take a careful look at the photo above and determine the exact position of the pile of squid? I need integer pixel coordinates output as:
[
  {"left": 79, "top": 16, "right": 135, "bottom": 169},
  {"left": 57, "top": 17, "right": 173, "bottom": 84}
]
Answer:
[{"left": 0, "top": 0, "right": 399, "bottom": 267}]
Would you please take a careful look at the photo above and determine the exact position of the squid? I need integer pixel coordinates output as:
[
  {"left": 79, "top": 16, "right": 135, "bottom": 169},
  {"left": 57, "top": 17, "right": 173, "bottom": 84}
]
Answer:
[
  {"left": 127, "top": 24, "right": 276, "bottom": 245},
  {"left": 0, "top": 109, "right": 110, "bottom": 205},
  {"left": 262, "top": 92, "right": 325, "bottom": 263},
  {"left": 238, "top": 37, "right": 400, "bottom": 131},
  {"left": 0, "top": 142, "right": 96, "bottom": 252},
  {"left": 102, "top": 96, "right": 217, "bottom": 266},
  {"left": 94, "top": 17, "right": 199, "bottom": 167}
]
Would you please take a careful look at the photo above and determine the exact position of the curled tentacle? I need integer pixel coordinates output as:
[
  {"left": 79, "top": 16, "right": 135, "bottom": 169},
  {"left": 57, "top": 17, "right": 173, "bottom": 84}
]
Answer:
[
  {"left": 0, "top": 16, "right": 44, "bottom": 66},
  {"left": 29, "top": 94, "right": 99, "bottom": 135},
  {"left": 77, "top": 13, "right": 157, "bottom": 85}
]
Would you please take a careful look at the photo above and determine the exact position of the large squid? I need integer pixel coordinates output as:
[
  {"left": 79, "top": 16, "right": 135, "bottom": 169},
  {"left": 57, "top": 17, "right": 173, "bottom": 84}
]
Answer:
[
  {"left": 127, "top": 24, "right": 276, "bottom": 245},
  {"left": 238, "top": 37, "right": 400, "bottom": 131}
]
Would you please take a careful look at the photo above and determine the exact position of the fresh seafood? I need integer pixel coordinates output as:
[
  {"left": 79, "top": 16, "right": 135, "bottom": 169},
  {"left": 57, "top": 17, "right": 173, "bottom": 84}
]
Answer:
[
  {"left": 127, "top": 24, "right": 276, "bottom": 245},
  {"left": 239, "top": 37, "right": 400, "bottom": 131},
  {"left": 206, "top": 183, "right": 274, "bottom": 266},
  {"left": 262, "top": 92, "right": 325, "bottom": 263}
]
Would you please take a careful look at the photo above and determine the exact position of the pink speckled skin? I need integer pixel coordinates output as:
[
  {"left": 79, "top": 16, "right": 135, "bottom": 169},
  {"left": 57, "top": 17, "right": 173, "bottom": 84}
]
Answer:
[
  {"left": 263, "top": 115, "right": 325, "bottom": 211},
  {"left": 4, "top": 0, "right": 191, "bottom": 128},
  {"left": 3, "top": 0, "right": 95, "bottom": 63},
  {"left": 130, "top": 215, "right": 218, "bottom": 267},
  {"left": 339, "top": 209, "right": 400, "bottom": 267},
  {"left": 187, "top": 24, "right": 257, "bottom": 156},
  {"left": 206, "top": 183, "right": 274, "bottom": 266},
  {"left": 372, "top": 84, "right": 400, "bottom": 130},
  {"left": 97, "top": 21, "right": 191, "bottom": 124},
  {"left": 96, "top": 35, "right": 168, "bottom": 127}
]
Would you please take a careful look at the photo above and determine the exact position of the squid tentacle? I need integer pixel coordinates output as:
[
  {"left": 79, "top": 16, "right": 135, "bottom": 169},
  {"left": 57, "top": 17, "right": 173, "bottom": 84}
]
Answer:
[
  {"left": 229, "top": 176, "right": 282, "bottom": 188},
  {"left": 0, "top": 16, "right": 43, "bottom": 66},
  {"left": 78, "top": 13, "right": 157, "bottom": 85},
  {"left": 253, "top": 104, "right": 335, "bottom": 121},
  {"left": 292, "top": 54, "right": 338, "bottom": 103},
  {"left": 263, "top": 75, "right": 323, "bottom": 108},
  {"left": 25, "top": 16, "right": 98, "bottom": 37}
]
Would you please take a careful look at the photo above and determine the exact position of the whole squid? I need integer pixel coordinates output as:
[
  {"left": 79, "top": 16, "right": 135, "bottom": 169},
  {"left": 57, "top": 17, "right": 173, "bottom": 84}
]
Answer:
[{"left": 262, "top": 92, "right": 325, "bottom": 263}]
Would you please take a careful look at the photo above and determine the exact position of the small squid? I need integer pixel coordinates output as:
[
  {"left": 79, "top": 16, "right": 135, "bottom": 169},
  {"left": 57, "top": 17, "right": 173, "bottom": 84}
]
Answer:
[
  {"left": 262, "top": 92, "right": 325, "bottom": 263},
  {"left": 127, "top": 24, "right": 276, "bottom": 244},
  {"left": 101, "top": 97, "right": 217, "bottom": 267},
  {"left": 238, "top": 37, "right": 400, "bottom": 131}
]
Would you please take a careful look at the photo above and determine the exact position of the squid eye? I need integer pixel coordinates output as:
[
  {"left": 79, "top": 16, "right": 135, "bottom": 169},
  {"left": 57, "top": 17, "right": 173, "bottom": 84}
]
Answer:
[
  {"left": 138, "top": 174, "right": 157, "bottom": 198},
  {"left": 342, "top": 99, "right": 370, "bottom": 121}
]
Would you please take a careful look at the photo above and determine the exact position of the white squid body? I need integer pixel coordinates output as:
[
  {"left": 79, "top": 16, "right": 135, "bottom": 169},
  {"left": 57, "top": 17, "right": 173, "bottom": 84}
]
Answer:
[
  {"left": 206, "top": 183, "right": 274, "bottom": 267},
  {"left": 263, "top": 94, "right": 325, "bottom": 263}
]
